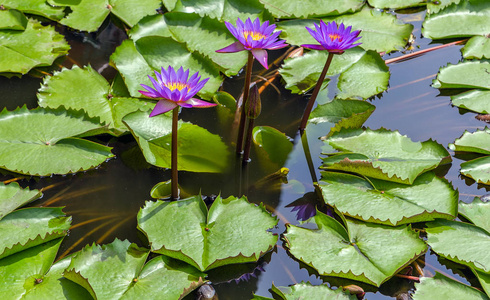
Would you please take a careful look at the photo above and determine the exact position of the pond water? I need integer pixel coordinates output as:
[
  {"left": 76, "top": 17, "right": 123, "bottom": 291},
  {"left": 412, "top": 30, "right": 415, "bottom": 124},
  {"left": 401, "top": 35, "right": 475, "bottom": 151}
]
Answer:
[{"left": 1, "top": 8, "right": 487, "bottom": 300}]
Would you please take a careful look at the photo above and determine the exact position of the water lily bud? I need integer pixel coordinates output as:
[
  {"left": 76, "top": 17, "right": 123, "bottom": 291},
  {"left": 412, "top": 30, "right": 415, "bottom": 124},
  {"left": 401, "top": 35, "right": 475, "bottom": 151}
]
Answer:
[{"left": 245, "top": 84, "right": 261, "bottom": 119}]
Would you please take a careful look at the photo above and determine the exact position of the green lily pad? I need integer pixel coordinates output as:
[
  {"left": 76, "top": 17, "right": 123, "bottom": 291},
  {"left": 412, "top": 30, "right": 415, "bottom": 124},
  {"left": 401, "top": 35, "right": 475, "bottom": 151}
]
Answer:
[
  {"left": 426, "top": 219, "right": 490, "bottom": 274},
  {"left": 38, "top": 65, "right": 154, "bottom": 136},
  {"left": 0, "top": 19, "right": 70, "bottom": 75},
  {"left": 449, "top": 128, "right": 490, "bottom": 155},
  {"left": 309, "top": 98, "right": 375, "bottom": 134},
  {"left": 130, "top": 12, "right": 249, "bottom": 76},
  {"left": 413, "top": 272, "right": 489, "bottom": 300},
  {"left": 0, "top": 182, "right": 41, "bottom": 220},
  {"left": 283, "top": 211, "right": 427, "bottom": 286},
  {"left": 0, "top": 106, "right": 114, "bottom": 176},
  {"left": 460, "top": 156, "right": 490, "bottom": 185},
  {"left": 162, "top": 12, "right": 248, "bottom": 76},
  {"left": 269, "top": 282, "right": 358, "bottom": 299},
  {"left": 459, "top": 197, "right": 490, "bottom": 234},
  {"left": 427, "top": 0, "right": 462, "bottom": 14},
  {"left": 20, "top": 253, "right": 93, "bottom": 300},
  {"left": 123, "top": 110, "right": 230, "bottom": 173},
  {"left": 422, "top": 0, "right": 490, "bottom": 39},
  {"left": 432, "top": 61, "right": 490, "bottom": 90},
  {"left": 449, "top": 128, "right": 490, "bottom": 185},
  {"left": 110, "top": 37, "right": 222, "bottom": 100},
  {"left": 451, "top": 89, "right": 490, "bottom": 114},
  {"left": 277, "top": 7, "right": 414, "bottom": 53},
  {"left": 261, "top": 0, "right": 364, "bottom": 18},
  {"left": 0, "top": 207, "right": 71, "bottom": 260},
  {"left": 473, "top": 268, "right": 490, "bottom": 297},
  {"left": 49, "top": 0, "right": 161, "bottom": 32},
  {"left": 162, "top": 0, "right": 272, "bottom": 23},
  {"left": 0, "top": 9, "right": 27, "bottom": 30},
  {"left": 321, "top": 128, "right": 451, "bottom": 184},
  {"left": 279, "top": 48, "right": 389, "bottom": 98},
  {"left": 0, "top": 239, "right": 86, "bottom": 299},
  {"left": 462, "top": 36, "right": 490, "bottom": 59},
  {"left": 137, "top": 195, "right": 278, "bottom": 271},
  {"left": 64, "top": 239, "right": 149, "bottom": 300},
  {"left": 367, "top": 0, "right": 425, "bottom": 9},
  {"left": 319, "top": 171, "right": 458, "bottom": 226},
  {"left": 1, "top": 0, "right": 65, "bottom": 20},
  {"left": 253, "top": 126, "right": 293, "bottom": 167},
  {"left": 120, "top": 255, "right": 206, "bottom": 299}
]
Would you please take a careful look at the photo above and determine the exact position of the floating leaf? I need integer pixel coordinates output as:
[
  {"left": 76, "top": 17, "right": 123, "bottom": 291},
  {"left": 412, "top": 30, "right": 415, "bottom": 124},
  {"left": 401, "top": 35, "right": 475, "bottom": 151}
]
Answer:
[
  {"left": 319, "top": 171, "right": 458, "bottom": 226},
  {"left": 413, "top": 272, "right": 489, "bottom": 300},
  {"left": 459, "top": 197, "right": 490, "bottom": 233},
  {"left": 64, "top": 239, "right": 149, "bottom": 300},
  {"left": 49, "top": 0, "right": 161, "bottom": 32},
  {"left": 20, "top": 253, "right": 93, "bottom": 300},
  {"left": 451, "top": 89, "right": 490, "bottom": 114},
  {"left": 449, "top": 128, "right": 490, "bottom": 185},
  {"left": 426, "top": 0, "right": 462, "bottom": 14},
  {"left": 111, "top": 37, "right": 222, "bottom": 100},
  {"left": 261, "top": 0, "right": 363, "bottom": 18},
  {"left": 283, "top": 211, "right": 427, "bottom": 286},
  {"left": 0, "top": 239, "right": 85, "bottom": 299},
  {"left": 473, "top": 268, "right": 490, "bottom": 297},
  {"left": 139, "top": 12, "right": 249, "bottom": 76},
  {"left": 0, "top": 182, "right": 41, "bottom": 220},
  {"left": 277, "top": 7, "right": 414, "bottom": 53},
  {"left": 123, "top": 110, "right": 230, "bottom": 173},
  {"left": 253, "top": 126, "right": 293, "bottom": 167},
  {"left": 321, "top": 128, "right": 451, "bottom": 184},
  {"left": 367, "top": 0, "right": 425, "bottom": 9},
  {"left": 0, "top": 106, "right": 114, "bottom": 176},
  {"left": 279, "top": 48, "right": 389, "bottom": 98},
  {"left": 0, "top": 9, "right": 27, "bottom": 30},
  {"left": 269, "top": 282, "right": 358, "bottom": 299},
  {"left": 0, "top": 19, "right": 70, "bottom": 75},
  {"left": 0, "top": 207, "right": 71, "bottom": 260},
  {"left": 137, "top": 195, "right": 278, "bottom": 271},
  {"left": 462, "top": 35, "right": 490, "bottom": 59},
  {"left": 121, "top": 255, "right": 206, "bottom": 299},
  {"left": 38, "top": 65, "right": 154, "bottom": 136},
  {"left": 426, "top": 219, "right": 490, "bottom": 273},
  {"left": 309, "top": 98, "right": 375, "bottom": 134},
  {"left": 432, "top": 61, "right": 490, "bottom": 90},
  {"left": 422, "top": 0, "right": 490, "bottom": 39},
  {"left": 449, "top": 128, "right": 490, "bottom": 155},
  {"left": 1, "top": 0, "right": 65, "bottom": 20},
  {"left": 162, "top": 0, "right": 272, "bottom": 23}
]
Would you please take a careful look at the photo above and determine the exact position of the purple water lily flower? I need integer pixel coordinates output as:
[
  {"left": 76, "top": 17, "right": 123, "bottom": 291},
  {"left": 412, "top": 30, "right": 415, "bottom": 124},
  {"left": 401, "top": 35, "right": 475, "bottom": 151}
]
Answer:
[
  {"left": 301, "top": 20, "right": 361, "bottom": 54},
  {"left": 216, "top": 17, "right": 288, "bottom": 69},
  {"left": 139, "top": 66, "right": 216, "bottom": 117}
]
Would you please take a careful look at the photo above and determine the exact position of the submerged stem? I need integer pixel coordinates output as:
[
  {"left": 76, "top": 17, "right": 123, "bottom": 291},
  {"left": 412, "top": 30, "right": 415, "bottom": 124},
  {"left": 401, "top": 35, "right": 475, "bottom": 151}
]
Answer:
[
  {"left": 171, "top": 107, "right": 179, "bottom": 200},
  {"left": 299, "top": 52, "right": 334, "bottom": 133},
  {"left": 242, "top": 118, "right": 254, "bottom": 163},
  {"left": 236, "top": 51, "right": 254, "bottom": 154}
]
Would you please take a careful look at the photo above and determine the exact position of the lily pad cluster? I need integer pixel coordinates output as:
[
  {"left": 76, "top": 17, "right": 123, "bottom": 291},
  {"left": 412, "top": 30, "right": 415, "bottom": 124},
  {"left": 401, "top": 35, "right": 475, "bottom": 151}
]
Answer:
[{"left": 0, "top": 11, "right": 69, "bottom": 76}]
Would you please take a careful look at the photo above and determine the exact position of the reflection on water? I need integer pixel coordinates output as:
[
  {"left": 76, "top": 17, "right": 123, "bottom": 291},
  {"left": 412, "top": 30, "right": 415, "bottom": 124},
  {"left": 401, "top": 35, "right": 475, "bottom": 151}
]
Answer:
[{"left": 1, "top": 9, "right": 487, "bottom": 300}]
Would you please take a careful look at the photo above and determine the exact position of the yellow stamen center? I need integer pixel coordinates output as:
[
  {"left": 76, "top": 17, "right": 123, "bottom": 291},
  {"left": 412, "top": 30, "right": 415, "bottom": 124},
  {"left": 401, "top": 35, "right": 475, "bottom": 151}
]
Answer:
[
  {"left": 165, "top": 82, "right": 188, "bottom": 91},
  {"left": 329, "top": 33, "right": 342, "bottom": 42},
  {"left": 244, "top": 31, "right": 266, "bottom": 41}
]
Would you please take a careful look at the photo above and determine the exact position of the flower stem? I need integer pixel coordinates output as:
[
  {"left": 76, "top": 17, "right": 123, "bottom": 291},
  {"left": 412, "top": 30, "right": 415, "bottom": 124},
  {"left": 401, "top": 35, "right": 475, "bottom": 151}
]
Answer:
[
  {"left": 236, "top": 51, "right": 254, "bottom": 154},
  {"left": 171, "top": 107, "right": 179, "bottom": 200},
  {"left": 299, "top": 52, "right": 334, "bottom": 133},
  {"left": 242, "top": 117, "right": 254, "bottom": 163}
]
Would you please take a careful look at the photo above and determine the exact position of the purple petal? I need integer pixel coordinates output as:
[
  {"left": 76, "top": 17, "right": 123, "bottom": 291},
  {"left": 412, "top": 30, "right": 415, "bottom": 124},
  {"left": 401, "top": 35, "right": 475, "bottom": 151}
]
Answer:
[
  {"left": 184, "top": 98, "right": 218, "bottom": 108},
  {"left": 149, "top": 100, "right": 178, "bottom": 117},
  {"left": 139, "top": 89, "right": 158, "bottom": 98},
  {"left": 301, "top": 44, "right": 326, "bottom": 50},
  {"left": 251, "top": 49, "right": 268, "bottom": 69},
  {"left": 245, "top": 18, "right": 253, "bottom": 30},
  {"left": 216, "top": 41, "right": 246, "bottom": 53},
  {"left": 253, "top": 17, "right": 261, "bottom": 30},
  {"left": 225, "top": 21, "right": 238, "bottom": 38}
]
